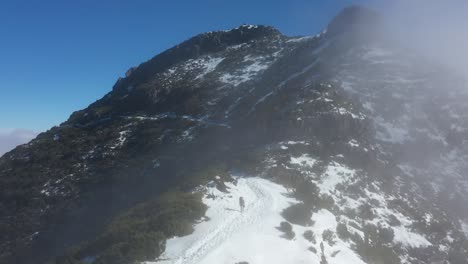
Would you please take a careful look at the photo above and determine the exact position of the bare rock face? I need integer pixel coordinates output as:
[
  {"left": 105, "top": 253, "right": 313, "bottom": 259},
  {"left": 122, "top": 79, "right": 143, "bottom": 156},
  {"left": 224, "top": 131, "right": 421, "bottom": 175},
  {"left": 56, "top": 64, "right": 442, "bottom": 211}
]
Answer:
[{"left": 125, "top": 67, "right": 136, "bottom": 78}]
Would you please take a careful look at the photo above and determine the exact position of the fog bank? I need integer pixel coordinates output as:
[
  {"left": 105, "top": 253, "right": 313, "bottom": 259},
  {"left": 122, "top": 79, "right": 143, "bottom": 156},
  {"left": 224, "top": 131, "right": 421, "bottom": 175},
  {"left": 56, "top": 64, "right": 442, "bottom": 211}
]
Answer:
[
  {"left": 380, "top": 0, "right": 468, "bottom": 77},
  {"left": 0, "top": 129, "right": 37, "bottom": 157}
]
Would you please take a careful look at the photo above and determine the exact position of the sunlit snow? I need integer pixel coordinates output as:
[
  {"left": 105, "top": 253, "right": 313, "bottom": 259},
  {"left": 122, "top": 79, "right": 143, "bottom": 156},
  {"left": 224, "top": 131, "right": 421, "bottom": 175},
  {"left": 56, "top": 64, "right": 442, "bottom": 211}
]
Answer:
[{"left": 147, "top": 177, "right": 365, "bottom": 264}]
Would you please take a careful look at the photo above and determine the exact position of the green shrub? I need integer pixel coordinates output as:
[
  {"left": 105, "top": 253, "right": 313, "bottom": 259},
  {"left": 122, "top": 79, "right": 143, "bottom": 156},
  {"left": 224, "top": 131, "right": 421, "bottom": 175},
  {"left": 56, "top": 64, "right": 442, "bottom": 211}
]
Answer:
[
  {"left": 387, "top": 214, "right": 401, "bottom": 226},
  {"left": 378, "top": 226, "right": 394, "bottom": 245},
  {"left": 356, "top": 224, "right": 401, "bottom": 264},
  {"left": 179, "top": 163, "right": 229, "bottom": 191},
  {"left": 317, "top": 194, "right": 335, "bottom": 211},
  {"left": 55, "top": 191, "right": 206, "bottom": 264},
  {"left": 278, "top": 221, "right": 295, "bottom": 240},
  {"left": 303, "top": 230, "right": 316, "bottom": 243},
  {"left": 322, "top": 229, "right": 336, "bottom": 246},
  {"left": 293, "top": 181, "right": 320, "bottom": 206},
  {"left": 344, "top": 207, "right": 357, "bottom": 219},
  {"left": 282, "top": 203, "right": 313, "bottom": 226},
  {"left": 358, "top": 204, "right": 375, "bottom": 220},
  {"left": 356, "top": 243, "right": 400, "bottom": 264},
  {"left": 320, "top": 254, "right": 328, "bottom": 264},
  {"left": 336, "top": 222, "right": 350, "bottom": 240}
]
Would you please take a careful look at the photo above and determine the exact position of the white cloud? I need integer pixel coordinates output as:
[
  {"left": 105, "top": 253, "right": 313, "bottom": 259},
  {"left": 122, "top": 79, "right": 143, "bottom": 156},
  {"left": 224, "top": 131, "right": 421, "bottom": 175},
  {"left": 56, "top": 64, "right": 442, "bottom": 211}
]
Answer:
[
  {"left": 0, "top": 129, "right": 38, "bottom": 157},
  {"left": 381, "top": 0, "right": 468, "bottom": 77}
]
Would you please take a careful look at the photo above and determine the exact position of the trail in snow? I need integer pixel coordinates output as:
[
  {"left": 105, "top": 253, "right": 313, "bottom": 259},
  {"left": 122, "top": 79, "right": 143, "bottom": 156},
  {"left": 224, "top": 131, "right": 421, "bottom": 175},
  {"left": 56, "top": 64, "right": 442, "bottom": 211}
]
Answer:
[
  {"left": 152, "top": 178, "right": 281, "bottom": 264},
  {"left": 147, "top": 177, "right": 365, "bottom": 264}
]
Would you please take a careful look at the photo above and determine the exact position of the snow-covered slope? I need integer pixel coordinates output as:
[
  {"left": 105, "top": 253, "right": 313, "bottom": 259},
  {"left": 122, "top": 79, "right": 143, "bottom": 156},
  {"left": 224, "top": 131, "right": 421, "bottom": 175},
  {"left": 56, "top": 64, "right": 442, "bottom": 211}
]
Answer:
[{"left": 148, "top": 177, "right": 364, "bottom": 264}]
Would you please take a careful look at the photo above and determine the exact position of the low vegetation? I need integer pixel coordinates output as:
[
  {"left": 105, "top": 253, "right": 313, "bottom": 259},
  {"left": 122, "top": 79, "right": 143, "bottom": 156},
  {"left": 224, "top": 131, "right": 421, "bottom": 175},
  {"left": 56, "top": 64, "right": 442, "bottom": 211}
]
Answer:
[
  {"left": 354, "top": 223, "right": 400, "bottom": 264},
  {"left": 282, "top": 203, "right": 313, "bottom": 226},
  {"left": 50, "top": 191, "right": 207, "bottom": 264},
  {"left": 277, "top": 221, "right": 295, "bottom": 240},
  {"left": 303, "top": 230, "right": 316, "bottom": 243}
]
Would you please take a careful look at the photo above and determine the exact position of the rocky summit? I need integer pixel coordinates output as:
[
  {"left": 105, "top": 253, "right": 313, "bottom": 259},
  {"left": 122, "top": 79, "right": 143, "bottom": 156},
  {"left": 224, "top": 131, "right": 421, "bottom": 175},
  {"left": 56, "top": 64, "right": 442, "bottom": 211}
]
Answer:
[{"left": 1, "top": 5, "right": 468, "bottom": 264}]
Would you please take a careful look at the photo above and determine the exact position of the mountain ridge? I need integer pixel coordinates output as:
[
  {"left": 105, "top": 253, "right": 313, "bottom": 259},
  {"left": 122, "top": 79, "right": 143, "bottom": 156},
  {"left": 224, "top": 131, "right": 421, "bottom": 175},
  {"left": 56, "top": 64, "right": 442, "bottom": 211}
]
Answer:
[{"left": 2, "top": 5, "right": 468, "bottom": 264}]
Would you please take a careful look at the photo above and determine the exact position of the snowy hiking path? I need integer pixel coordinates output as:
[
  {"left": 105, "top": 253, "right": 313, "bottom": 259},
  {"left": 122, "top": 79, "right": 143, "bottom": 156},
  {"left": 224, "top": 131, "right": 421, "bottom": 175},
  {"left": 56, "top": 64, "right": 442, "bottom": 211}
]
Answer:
[
  {"left": 152, "top": 178, "right": 281, "bottom": 264},
  {"left": 147, "top": 177, "right": 369, "bottom": 264},
  {"left": 173, "top": 179, "right": 272, "bottom": 263}
]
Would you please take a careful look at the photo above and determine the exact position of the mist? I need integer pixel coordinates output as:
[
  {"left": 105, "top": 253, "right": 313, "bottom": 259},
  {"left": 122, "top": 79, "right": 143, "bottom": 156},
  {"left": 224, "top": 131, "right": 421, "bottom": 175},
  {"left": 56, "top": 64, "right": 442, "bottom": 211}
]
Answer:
[
  {"left": 378, "top": 0, "right": 468, "bottom": 77},
  {"left": 0, "top": 129, "right": 37, "bottom": 157}
]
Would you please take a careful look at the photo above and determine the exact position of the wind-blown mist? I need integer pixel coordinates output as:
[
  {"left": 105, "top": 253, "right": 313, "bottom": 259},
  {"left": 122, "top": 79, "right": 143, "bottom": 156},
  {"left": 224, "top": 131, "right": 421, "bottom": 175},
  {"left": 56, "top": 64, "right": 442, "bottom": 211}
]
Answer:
[
  {"left": 380, "top": 0, "right": 468, "bottom": 77},
  {"left": 0, "top": 129, "right": 37, "bottom": 156}
]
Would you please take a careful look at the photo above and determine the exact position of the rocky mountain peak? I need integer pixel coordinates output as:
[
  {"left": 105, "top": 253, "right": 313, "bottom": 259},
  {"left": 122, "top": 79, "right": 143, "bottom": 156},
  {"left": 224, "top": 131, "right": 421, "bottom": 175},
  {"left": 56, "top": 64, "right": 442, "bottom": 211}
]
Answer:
[
  {"left": 326, "top": 5, "right": 382, "bottom": 36},
  {"left": 111, "top": 24, "right": 283, "bottom": 96}
]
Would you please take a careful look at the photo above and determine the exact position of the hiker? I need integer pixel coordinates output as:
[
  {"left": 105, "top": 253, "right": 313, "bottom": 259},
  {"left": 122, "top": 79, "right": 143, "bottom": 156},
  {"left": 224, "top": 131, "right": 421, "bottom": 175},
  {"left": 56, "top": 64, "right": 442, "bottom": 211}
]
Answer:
[{"left": 239, "top": 196, "right": 245, "bottom": 212}]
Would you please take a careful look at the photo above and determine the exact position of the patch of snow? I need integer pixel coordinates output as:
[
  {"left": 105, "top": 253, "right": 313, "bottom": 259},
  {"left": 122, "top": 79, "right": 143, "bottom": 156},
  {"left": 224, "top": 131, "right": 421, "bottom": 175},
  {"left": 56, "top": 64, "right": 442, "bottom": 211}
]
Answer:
[
  {"left": 320, "top": 97, "right": 333, "bottom": 102},
  {"left": 264, "top": 157, "right": 278, "bottom": 169},
  {"left": 179, "top": 126, "right": 196, "bottom": 142},
  {"left": 226, "top": 43, "right": 247, "bottom": 51},
  {"left": 285, "top": 141, "right": 310, "bottom": 145},
  {"left": 423, "top": 213, "right": 432, "bottom": 224},
  {"left": 196, "top": 57, "right": 224, "bottom": 79},
  {"left": 125, "top": 114, "right": 230, "bottom": 128},
  {"left": 29, "top": 231, "right": 39, "bottom": 240},
  {"left": 359, "top": 189, "right": 432, "bottom": 249},
  {"left": 286, "top": 36, "right": 313, "bottom": 43},
  {"left": 125, "top": 113, "right": 175, "bottom": 121},
  {"left": 219, "top": 73, "right": 247, "bottom": 87},
  {"left": 228, "top": 24, "right": 259, "bottom": 31},
  {"left": 393, "top": 226, "right": 432, "bottom": 248},
  {"left": 335, "top": 107, "right": 365, "bottom": 120},
  {"left": 319, "top": 162, "right": 356, "bottom": 195},
  {"left": 311, "top": 209, "right": 366, "bottom": 264},
  {"left": 220, "top": 60, "right": 271, "bottom": 87},
  {"left": 290, "top": 154, "right": 317, "bottom": 168},
  {"left": 461, "top": 221, "right": 468, "bottom": 237},
  {"left": 312, "top": 209, "right": 337, "bottom": 234},
  {"left": 317, "top": 28, "right": 327, "bottom": 38},
  {"left": 110, "top": 130, "right": 130, "bottom": 150},
  {"left": 348, "top": 139, "right": 359, "bottom": 148}
]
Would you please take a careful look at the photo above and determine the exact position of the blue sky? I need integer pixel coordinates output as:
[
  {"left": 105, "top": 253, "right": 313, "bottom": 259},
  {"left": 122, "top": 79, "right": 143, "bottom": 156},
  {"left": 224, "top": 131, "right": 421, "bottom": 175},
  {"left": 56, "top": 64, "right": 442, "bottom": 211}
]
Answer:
[{"left": 1, "top": 0, "right": 378, "bottom": 132}]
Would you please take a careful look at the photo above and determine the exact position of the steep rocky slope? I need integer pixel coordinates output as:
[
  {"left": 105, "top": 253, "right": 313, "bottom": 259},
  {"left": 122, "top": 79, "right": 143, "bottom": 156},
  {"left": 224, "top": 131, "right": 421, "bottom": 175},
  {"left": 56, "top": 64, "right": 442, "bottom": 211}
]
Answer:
[{"left": 1, "top": 6, "right": 468, "bottom": 264}]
